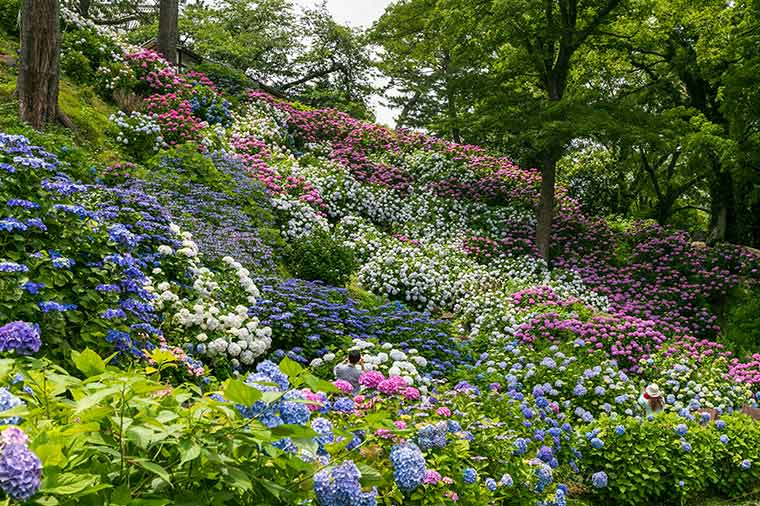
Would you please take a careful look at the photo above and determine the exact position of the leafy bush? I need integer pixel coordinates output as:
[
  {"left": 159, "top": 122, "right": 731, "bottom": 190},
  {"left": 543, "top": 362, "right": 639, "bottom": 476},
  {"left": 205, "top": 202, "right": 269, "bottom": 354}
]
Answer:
[
  {"left": 287, "top": 229, "right": 357, "bottom": 286},
  {"left": 60, "top": 27, "right": 120, "bottom": 86},
  {"left": 577, "top": 413, "right": 760, "bottom": 505},
  {"left": 194, "top": 61, "right": 251, "bottom": 98},
  {"left": 0, "top": 0, "right": 18, "bottom": 36}
]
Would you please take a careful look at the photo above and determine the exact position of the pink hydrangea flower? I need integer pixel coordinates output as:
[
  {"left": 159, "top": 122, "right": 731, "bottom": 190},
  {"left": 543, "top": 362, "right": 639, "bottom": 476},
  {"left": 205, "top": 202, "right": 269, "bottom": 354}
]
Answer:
[
  {"left": 402, "top": 387, "right": 420, "bottom": 400},
  {"left": 377, "top": 376, "right": 407, "bottom": 395},
  {"left": 301, "top": 389, "right": 327, "bottom": 411},
  {"left": 423, "top": 470, "right": 442, "bottom": 484},
  {"left": 442, "top": 476, "right": 454, "bottom": 485},
  {"left": 375, "top": 428, "right": 394, "bottom": 439},
  {"left": 436, "top": 407, "right": 452, "bottom": 417},
  {"left": 359, "top": 370, "right": 385, "bottom": 388},
  {"left": 394, "top": 420, "right": 407, "bottom": 429},
  {"left": 334, "top": 379, "right": 354, "bottom": 394}
]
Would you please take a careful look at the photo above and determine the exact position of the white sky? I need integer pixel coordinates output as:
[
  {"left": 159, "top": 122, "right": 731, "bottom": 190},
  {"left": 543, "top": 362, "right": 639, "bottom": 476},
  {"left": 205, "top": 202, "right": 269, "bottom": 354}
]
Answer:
[{"left": 295, "top": 0, "right": 398, "bottom": 127}]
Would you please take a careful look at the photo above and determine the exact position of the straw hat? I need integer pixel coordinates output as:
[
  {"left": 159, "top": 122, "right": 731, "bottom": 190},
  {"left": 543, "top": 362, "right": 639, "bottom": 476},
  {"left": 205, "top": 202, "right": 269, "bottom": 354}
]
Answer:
[{"left": 645, "top": 383, "right": 662, "bottom": 398}]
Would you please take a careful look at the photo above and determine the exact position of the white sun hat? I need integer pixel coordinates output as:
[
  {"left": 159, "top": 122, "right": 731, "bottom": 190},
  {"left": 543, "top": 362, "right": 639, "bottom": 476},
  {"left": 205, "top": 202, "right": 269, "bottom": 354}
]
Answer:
[{"left": 645, "top": 383, "right": 662, "bottom": 398}]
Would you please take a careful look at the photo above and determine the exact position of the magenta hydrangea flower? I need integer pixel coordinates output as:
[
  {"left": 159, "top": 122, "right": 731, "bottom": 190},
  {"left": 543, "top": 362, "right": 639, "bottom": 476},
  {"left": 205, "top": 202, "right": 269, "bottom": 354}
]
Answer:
[
  {"left": 401, "top": 387, "right": 420, "bottom": 400},
  {"left": 334, "top": 379, "right": 354, "bottom": 394},
  {"left": 377, "top": 376, "right": 408, "bottom": 395},
  {"left": 359, "top": 370, "right": 385, "bottom": 388},
  {"left": 436, "top": 406, "right": 452, "bottom": 417}
]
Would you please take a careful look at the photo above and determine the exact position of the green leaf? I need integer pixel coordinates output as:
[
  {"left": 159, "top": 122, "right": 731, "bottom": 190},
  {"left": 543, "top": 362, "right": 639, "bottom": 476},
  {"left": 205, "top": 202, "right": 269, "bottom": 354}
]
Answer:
[
  {"left": 71, "top": 348, "right": 106, "bottom": 377},
  {"left": 223, "top": 379, "right": 262, "bottom": 406},
  {"left": 357, "top": 463, "right": 385, "bottom": 487},
  {"left": 178, "top": 440, "right": 201, "bottom": 466},
  {"left": 42, "top": 472, "right": 100, "bottom": 495},
  {"left": 134, "top": 459, "right": 172, "bottom": 485},
  {"left": 279, "top": 356, "right": 303, "bottom": 378},
  {"left": 226, "top": 467, "right": 252, "bottom": 491},
  {"left": 74, "top": 385, "right": 121, "bottom": 413},
  {"left": 303, "top": 374, "right": 338, "bottom": 393}
]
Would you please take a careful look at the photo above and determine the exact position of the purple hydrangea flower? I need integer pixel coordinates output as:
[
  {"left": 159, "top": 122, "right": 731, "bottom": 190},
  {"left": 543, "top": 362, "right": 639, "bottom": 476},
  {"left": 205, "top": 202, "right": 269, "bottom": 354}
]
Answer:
[
  {"left": 0, "top": 443, "right": 42, "bottom": 501},
  {"left": 0, "top": 321, "right": 41, "bottom": 355}
]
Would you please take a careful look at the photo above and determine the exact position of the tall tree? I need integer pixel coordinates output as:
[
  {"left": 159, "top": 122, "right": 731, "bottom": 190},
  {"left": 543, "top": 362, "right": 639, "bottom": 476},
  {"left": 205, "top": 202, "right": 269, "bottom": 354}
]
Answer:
[
  {"left": 17, "top": 0, "right": 60, "bottom": 129},
  {"left": 158, "top": 0, "right": 178, "bottom": 63}
]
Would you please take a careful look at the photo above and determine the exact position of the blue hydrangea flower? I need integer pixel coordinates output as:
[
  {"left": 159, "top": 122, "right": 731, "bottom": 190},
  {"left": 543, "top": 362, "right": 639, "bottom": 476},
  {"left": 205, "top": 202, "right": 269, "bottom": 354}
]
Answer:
[
  {"left": 716, "top": 420, "right": 726, "bottom": 430},
  {"left": 417, "top": 422, "right": 448, "bottom": 451},
  {"left": 615, "top": 425, "right": 625, "bottom": 436},
  {"left": 500, "top": 473, "right": 513, "bottom": 487},
  {"left": 720, "top": 434, "right": 730, "bottom": 444},
  {"left": 513, "top": 438, "right": 528, "bottom": 456},
  {"left": 485, "top": 477, "right": 497, "bottom": 491},
  {"left": 333, "top": 397, "right": 355, "bottom": 413},
  {"left": 534, "top": 463, "right": 553, "bottom": 492},
  {"left": 591, "top": 471, "right": 608, "bottom": 488},
  {"left": 675, "top": 424, "right": 688, "bottom": 437},
  {"left": 741, "top": 460, "right": 751, "bottom": 470},
  {"left": 537, "top": 445, "right": 553, "bottom": 463},
  {"left": 0, "top": 388, "right": 24, "bottom": 425},
  {"left": 590, "top": 437, "right": 604, "bottom": 450},
  {"left": 279, "top": 391, "right": 310, "bottom": 425},
  {"left": 313, "top": 460, "right": 377, "bottom": 506},
  {"left": 255, "top": 360, "right": 289, "bottom": 390},
  {"left": 390, "top": 443, "right": 426, "bottom": 492},
  {"left": 463, "top": 467, "right": 478, "bottom": 484},
  {"left": 681, "top": 442, "right": 692, "bottom": 452}
]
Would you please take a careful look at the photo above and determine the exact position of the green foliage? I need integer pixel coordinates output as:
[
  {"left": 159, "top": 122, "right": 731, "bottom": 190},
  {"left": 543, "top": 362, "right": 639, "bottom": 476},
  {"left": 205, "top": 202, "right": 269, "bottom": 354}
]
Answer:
[
  {"left": 194, "top": 61, "right": 252, "bottom": 99},
  {"left": 720, "top": 285, "right": 760, "bottom": 353},
  {"left": 578, "top": 413, "right": 760, "bottom": 505},
  {"left": 0, "top": 354, "right": 326, "bottom": 505},
  {"left": 0, "top": 0, "right": 18, "bottom": 36},
  {"left": 60, "top": 27, "right": 121, "bottom": 86},
  {"left": 287, "top": 230, "right": 357, "bottom": 286}
]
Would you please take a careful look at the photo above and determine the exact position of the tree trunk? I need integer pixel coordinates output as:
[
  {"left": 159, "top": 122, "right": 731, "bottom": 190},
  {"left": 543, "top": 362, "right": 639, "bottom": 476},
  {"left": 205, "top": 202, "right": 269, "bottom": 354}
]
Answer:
[
  {"left": 157, "top": 0, "right": 179, "bottom": 64},
  {"left": 17, "top": 0, "right": 60, "bottom": 130},
  {"left": 536, "top": 152, "right": 557, "bottom": 262},
  {"left": 709, "top": 168, "right": 737, "bottom": 243}
]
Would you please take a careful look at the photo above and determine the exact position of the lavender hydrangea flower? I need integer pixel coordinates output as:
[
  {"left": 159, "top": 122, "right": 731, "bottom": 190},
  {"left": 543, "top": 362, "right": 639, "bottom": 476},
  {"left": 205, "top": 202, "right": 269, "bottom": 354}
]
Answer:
[
  {"left": 0, "top": 321, "right": 41, "bottom": 355},
  {"left": 0, "top": 442, "right": 42, "bottom": 501},
  {"left": 591, "top": 471, "right": 608, "bottom": 488}
]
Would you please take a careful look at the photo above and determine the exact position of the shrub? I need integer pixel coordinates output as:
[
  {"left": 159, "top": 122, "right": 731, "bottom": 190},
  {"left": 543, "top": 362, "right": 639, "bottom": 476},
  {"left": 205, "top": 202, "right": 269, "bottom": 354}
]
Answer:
[
  {"left": 109, "top": 111, "right": 165, "bottom": 159},
  {"left": 578, "top": 414, "right": 719, "bottom": 505},
  {"left": 287, "top": 229, "right": 356, "bottom": 286},
  {"left": 0, "top": 0, "right": 18, "bottom": 36}
]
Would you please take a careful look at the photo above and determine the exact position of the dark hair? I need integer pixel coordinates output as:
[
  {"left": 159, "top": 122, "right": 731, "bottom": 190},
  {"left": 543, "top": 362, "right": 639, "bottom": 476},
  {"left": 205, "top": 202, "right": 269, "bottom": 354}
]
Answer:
[
  {"left": 648, "top": 396, "right": 665, "bottom": 412},
  {"left": 348, "top": 350, "right": 361, "bottom": 364}
]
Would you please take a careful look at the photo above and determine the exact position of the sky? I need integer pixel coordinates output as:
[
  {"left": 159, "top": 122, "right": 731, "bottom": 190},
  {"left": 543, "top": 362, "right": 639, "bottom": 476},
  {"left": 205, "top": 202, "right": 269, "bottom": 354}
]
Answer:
[{"left": 295, "top": 0, "right": 398, "bottom": 126}]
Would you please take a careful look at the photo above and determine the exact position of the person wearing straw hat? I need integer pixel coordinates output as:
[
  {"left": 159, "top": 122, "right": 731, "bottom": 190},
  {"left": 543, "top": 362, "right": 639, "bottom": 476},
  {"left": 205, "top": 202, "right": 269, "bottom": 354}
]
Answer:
[{"left": 638, "top": 383, "right": 665, "bottom": 416}]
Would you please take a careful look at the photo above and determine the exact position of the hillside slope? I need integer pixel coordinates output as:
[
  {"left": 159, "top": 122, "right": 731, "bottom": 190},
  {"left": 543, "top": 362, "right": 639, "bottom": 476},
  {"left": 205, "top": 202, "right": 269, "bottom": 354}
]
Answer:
[{"left": 1, "top": 11, "right": 760, "bottom": 506}]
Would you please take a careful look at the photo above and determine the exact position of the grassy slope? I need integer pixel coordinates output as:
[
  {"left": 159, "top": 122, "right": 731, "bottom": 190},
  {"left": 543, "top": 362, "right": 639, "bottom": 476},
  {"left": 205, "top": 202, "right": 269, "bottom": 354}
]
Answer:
[{"left": 0, "top": 33, "right": 120, "bottom": 171}]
